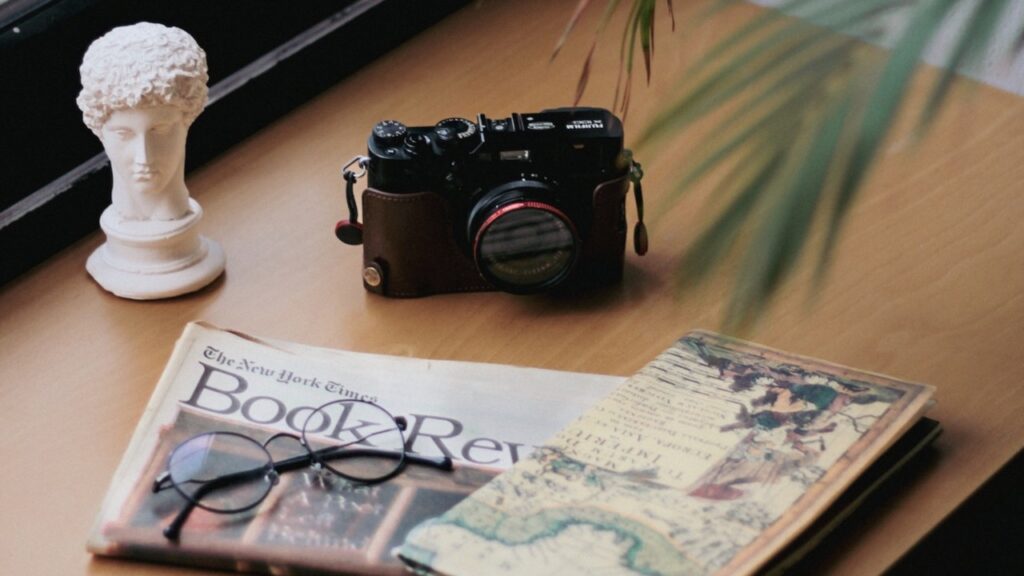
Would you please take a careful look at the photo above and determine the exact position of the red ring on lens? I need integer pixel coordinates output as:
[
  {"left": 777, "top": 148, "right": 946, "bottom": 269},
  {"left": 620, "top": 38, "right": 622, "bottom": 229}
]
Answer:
[
  {"left": 472, "top": 200, "right": 579, "bottom": 292},
  {"left": 472, "top": 201, "right": 577, "bottom": 259}
]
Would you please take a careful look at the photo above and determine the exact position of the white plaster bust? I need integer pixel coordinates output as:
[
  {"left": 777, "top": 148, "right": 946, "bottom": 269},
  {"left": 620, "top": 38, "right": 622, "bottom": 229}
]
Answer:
[
  {"left": 78, "top": 22, "right": 207, "bottom": 221},
  {"left": 78, "top": 23, "right": 225, "bottom": 299}
]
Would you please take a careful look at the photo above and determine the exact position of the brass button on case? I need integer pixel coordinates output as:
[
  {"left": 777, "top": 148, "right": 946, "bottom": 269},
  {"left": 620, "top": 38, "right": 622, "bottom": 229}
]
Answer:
[{"left": 362, "top": 265, "right": 383, "bottom": 288}]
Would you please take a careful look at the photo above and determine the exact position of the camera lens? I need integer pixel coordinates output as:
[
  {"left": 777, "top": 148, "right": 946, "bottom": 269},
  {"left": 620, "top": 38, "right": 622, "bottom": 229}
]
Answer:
[{"left": 470, "top": 181, "right": 578, "bottom": 293}]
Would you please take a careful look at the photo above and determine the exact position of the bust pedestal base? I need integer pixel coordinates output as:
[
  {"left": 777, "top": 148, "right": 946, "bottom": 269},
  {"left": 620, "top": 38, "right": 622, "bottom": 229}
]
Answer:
[{"left": 86, "top": 199, "right": 225, "bottom": 300}]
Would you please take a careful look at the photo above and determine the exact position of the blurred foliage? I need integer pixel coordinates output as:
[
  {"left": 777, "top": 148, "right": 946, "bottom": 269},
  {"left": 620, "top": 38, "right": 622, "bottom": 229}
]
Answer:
[{"left": 558, "top": 0, "right": 1023, "bottom": 330}]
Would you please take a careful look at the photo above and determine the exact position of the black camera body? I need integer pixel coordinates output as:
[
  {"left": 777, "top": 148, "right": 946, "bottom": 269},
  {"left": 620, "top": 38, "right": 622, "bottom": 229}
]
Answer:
[{"left": 352, "top": 107, "right": 637, "bottom": 297}]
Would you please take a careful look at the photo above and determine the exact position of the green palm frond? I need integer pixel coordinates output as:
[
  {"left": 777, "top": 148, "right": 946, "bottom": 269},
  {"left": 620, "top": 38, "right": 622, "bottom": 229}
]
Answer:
[{"left": 561, "top": 0, "right": 1023, "bottom": 331}]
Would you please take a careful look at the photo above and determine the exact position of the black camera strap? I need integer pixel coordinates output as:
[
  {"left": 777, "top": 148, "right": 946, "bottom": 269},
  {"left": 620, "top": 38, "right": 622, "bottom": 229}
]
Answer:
[
  {"left": 629, "top": 158, "right": 649, "bottom": 256},
  {"left": 336, "top": 156, "right": 369, "bottom": 246}
]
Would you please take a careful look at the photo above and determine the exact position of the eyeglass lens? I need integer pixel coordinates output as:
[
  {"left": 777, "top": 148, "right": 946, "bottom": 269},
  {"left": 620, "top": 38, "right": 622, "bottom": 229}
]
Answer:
[
  {"left": 301, "top": 400, "right": 407, "bottom": 482},
  {"left": 167, "top": 432, "right": 275, "bottom": 513}
]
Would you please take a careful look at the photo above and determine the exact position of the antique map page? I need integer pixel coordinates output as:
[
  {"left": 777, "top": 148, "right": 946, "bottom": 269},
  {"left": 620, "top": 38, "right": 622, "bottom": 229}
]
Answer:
[{"left": 399, "top": 331, "right": 934, "bottom": 575}]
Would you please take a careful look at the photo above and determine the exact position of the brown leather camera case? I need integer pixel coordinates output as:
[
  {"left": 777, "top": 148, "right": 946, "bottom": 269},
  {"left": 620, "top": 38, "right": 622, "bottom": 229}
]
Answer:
[{"left": 361, "top": 175, "right": 630, "bottom": 297}]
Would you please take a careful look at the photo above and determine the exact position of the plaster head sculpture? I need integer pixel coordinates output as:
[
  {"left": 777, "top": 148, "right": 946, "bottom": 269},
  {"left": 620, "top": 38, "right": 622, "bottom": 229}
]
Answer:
[
  {"left": 78, "top": 22, "right": 208, "bottom": 220},
  {"left": 78, "top": 23, "right": 224, "bottom": 299}
]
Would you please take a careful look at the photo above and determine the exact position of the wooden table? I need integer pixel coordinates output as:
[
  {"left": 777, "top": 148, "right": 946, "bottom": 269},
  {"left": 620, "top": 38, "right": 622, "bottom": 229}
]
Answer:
[{"left": 2, "top": 1, "right": 1022, "bottom": 574}]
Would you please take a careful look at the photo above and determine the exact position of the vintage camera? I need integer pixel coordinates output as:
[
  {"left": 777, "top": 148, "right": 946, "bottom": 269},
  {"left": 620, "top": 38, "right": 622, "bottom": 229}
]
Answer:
[{"left": 337, "top": 107, "right": 645, "bottom": 297}]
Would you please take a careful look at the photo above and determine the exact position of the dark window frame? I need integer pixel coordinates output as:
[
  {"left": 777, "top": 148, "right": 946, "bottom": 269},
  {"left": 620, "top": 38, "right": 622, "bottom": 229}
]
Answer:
[{"left": 0, "top": 0, "right": 469, "bottom": 285}]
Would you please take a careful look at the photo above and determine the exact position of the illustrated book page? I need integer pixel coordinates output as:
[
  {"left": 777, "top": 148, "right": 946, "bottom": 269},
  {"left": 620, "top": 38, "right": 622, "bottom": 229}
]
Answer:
[
  {"left": 87, "top": 321, "right": 623, "bottom": 575},
  {"left": 398, "top": 330, "right": 935, "bottom": 576}
]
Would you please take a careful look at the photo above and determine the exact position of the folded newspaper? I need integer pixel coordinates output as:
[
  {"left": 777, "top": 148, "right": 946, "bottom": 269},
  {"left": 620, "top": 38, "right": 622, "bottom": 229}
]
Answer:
[{"left": 86, "top": 322, "right": 623, "bottom": 575}]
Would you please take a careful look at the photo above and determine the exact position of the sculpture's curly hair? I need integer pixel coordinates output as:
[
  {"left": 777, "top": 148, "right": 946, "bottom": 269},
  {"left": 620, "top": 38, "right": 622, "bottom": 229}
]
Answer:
[{"left": 78, "top": 22, "right": 208, "bottom": 136}]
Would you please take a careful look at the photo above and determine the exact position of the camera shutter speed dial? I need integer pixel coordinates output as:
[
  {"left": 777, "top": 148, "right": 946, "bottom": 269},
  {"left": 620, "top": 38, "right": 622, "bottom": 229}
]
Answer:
[
  {"left": 434, "top": 117, "right": 478, "bottom": 148},
  {"left": 372, "top": 120, "right": 408, "bottom": 148}
]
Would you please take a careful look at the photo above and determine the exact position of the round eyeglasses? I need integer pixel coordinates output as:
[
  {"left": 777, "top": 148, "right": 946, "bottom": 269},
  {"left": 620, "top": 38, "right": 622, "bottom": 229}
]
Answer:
[{"left": 153, "top": 399, "right": 452, "bottom": 540}]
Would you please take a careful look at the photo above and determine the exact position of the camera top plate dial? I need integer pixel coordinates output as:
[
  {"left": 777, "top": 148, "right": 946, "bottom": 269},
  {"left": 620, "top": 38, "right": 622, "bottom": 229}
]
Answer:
[
  {"left": 434, "top": 117, "right": 478, "bottom": 150},
  {"left": 372, "top": 120, "right": 408, "bottom": 147},
  {"left": 434, "top": 117, "right": 476, "bottom": 139}
]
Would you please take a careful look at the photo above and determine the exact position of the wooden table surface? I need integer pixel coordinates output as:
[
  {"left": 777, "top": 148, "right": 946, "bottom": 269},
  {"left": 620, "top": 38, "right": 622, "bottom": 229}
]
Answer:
[{"left": 2, "top": 1, "right": 1022, "bottom": 574}]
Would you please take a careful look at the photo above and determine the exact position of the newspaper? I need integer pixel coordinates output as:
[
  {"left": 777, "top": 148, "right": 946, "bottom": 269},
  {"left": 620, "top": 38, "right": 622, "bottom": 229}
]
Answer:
[{"left": 87, "top": 321, "right": 623, "bottom": 575}]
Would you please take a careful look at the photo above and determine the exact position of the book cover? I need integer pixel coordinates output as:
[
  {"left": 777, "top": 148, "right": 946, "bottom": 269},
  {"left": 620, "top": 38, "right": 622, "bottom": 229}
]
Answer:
[
  {"left": 87, "top": 322, "right": 623, "bottom": 574},
  {"left": 398, "top": 331, "right": 936, "bottom": 575}
]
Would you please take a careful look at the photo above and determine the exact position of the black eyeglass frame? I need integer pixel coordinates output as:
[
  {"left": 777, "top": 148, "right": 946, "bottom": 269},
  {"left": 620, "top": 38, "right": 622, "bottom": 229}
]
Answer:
[{"left": 152, "top": 399, "right": 452, "bottom": 541}]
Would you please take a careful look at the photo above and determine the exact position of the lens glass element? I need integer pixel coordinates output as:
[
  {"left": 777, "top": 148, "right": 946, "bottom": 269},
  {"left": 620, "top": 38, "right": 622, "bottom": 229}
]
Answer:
[
  {"left": 301, "top": 400, "right": 406, "bottom": 482},
  {"left": 167, "top": 432, "right": 275, "bottom": 513},
  {"left": 475, "top": 203, "right": 577, "bottom": 291}
]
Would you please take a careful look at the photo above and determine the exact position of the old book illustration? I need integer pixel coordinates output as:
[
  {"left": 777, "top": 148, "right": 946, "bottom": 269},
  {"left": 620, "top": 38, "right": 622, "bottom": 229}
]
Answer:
[{"left": 399, "top": 331, "right": 936, "bottom": 575}]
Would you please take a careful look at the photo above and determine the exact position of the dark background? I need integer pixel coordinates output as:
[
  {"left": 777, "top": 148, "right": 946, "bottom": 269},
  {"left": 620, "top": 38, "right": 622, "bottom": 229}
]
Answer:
[{"left": 0, "top": 0, "right": 469, "bottom": 284}]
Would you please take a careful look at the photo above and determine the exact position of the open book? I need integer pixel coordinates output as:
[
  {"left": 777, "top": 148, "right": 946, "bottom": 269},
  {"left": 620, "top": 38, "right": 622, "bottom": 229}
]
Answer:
[
  {"left": 398, "top": 331, "right": 938, "bottom": 575},
  {"left": 86, "top": 322, "right": 623, "bottom": 575}
]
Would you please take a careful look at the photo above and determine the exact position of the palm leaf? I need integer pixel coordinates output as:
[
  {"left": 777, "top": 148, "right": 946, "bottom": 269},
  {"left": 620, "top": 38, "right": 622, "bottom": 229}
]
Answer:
[
  {"left": 553, "top": 0, "right": 625, "bottom": 105},
  {"left": 728, "top": 92, "right": 852, "bottom": 328},
  {"left": 562, "top": 0, "right": 1024, "bottom": 331},
  {"left": 914, "top": 0, "right": 1011, "bottom": 136},
  {"left": 818, "top": 0, "right": 960, "bottom": 273}
]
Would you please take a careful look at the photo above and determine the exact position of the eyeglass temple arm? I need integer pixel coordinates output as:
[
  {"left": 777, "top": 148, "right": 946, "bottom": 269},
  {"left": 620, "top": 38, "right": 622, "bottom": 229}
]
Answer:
[
  {"left": 272, "top": 446, "right": 453, "bottom": 473},
  {"left": 407, "top": 452, "right": 453, "bottom": 470},
  {"left": 153, "top": 471, "right": 173, "bottom": 492},
  {"left": 279, "top": 424, "right": 453, "bottom": 472},
  {"left": 161, "top": 466, "right": 269, "bottom": 541}
]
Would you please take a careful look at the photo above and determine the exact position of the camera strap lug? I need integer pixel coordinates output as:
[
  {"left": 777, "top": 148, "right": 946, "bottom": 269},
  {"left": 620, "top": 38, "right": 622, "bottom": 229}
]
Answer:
[
  {"left": 629, "top": 158, "right": 649, "bottom": 256},
  {"left": 336, "top": 156, "right": 370, "bottom": 246}
]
